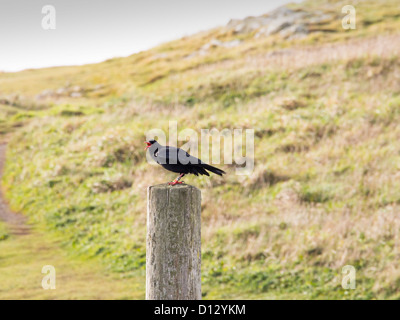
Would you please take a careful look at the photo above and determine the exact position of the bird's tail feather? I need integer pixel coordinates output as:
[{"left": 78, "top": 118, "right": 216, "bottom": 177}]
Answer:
[{"left": 198, "top": 163, "right": 225, "bottom": 176}]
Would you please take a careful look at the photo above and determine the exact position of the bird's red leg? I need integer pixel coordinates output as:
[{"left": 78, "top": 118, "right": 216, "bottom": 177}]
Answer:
[{"left": 169, "top": 173, "right": 185, "bottom": 185}]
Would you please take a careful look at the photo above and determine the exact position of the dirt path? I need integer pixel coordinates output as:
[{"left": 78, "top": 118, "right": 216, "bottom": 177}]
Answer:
[
  {"left": 0, "top": 144, "right": 30, "bottom": 235},
  {"left": 0, "top": 143, "right": 145, "bottom": 299}
]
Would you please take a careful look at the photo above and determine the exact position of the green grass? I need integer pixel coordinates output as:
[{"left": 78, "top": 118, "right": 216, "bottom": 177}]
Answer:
[
  {"left": 0, "top": 221, "right": 9, "bottom": 241},
  {"left": 1, "top": 0, "right": 400, "bottom": 299},
  {"left": 0, "top": 222, "right": 145, "bottom": 299}
]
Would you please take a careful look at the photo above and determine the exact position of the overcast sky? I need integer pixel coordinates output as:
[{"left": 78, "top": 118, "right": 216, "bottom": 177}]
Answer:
[{"left": 0, "top": 0, "right": 301, "bottom": 72}]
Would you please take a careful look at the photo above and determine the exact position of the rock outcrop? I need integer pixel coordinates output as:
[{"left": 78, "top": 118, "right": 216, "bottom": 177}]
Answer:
[{"left": 226, "top": 6, "right": 332, "bottom": 40}]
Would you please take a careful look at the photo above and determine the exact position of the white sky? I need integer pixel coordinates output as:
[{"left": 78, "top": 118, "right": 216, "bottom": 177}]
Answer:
[{"left": 0, "top": 0, "right": 301, "bottom": 72}]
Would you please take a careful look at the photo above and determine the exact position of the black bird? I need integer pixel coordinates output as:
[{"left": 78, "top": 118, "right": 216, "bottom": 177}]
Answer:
[{"left": 145, "top": 140, "right": 225, "bottom": 185}]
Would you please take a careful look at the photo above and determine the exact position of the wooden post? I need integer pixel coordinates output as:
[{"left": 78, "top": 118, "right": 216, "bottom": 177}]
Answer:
[{"left": 146, "top": 184, "right": 201, "bottom": 300}]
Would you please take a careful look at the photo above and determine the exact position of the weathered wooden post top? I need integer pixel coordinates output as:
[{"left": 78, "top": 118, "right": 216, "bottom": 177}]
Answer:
[{"left": 146, "top": 183, "right": 201, "bottom": 300}]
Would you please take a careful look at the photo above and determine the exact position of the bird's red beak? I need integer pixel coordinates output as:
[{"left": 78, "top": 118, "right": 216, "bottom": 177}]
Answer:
[{"left": 145, "top": 141, "right": 151, "bottom": 150}]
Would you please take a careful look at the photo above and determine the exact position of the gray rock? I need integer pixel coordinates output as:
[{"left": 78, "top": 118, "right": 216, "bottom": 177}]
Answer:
[
  {"left": 71, "top": 86, "right": 82, "bottom": 92},
  {"left": 260, "top": 18, "right": 293, "bottom": 36},
  {"left": 280, "top": 24, "right": 309, "bottom": 40},
  {"left": 268, "top": 6, "right": 296, "bottom": 18},
  {"left": 222, "top": 39, "right": 242, "bottom": 48},
  {"left": 226, "top": 5, "right": 314, "bottom": 40},
  {"left": 231, "top": 16, "right": 272, "bottom": 34},
  {"left": 70, "top": 92, "right": 82, "bottom": 98},
  {"left": 185, "top": 38, "right": 242, "bottom": 59},
  {"left": 308, "top": 12, "right": 333, "bottom": 24},
  {"left": 56, "top": 88, "right": 67, "bottom": 95}
]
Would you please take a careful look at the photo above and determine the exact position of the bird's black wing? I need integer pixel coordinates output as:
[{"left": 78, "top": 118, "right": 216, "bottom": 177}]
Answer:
[
  {"left": 157, "top": 146, "right": 225, "bottom": 176},
  {"left": 156, "top": 146, "right": 201, "bottom": 165}
]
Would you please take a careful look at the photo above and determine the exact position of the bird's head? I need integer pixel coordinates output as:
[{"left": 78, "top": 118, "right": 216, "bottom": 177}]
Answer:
[{"left": 145, "top": 139, "right": 157, "bottom": 151}]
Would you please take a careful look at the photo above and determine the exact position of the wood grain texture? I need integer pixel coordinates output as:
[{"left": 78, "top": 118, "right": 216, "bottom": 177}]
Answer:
[{"left": 146, "top": 184, "right": 201, "bottom": 300}]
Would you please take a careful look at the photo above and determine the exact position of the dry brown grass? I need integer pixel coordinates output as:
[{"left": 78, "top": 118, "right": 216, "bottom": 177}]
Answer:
[{"left": 181, "top": 34, "right": 400, "bottom": 78}]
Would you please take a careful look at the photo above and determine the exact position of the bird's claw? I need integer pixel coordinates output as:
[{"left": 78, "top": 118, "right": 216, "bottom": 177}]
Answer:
[{"left": 168, "top": 180, "right": 185, "bottom": 186}]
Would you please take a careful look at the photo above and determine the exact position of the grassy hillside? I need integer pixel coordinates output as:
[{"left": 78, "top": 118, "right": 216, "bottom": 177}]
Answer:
[{"left": 1, "top": 0, "right": 400, "bottom": 299}]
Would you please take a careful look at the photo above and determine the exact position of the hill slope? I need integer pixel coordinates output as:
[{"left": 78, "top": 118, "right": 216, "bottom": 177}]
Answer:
[{"left": 1, "top": 0, "right": 400, "bottom": 299}]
